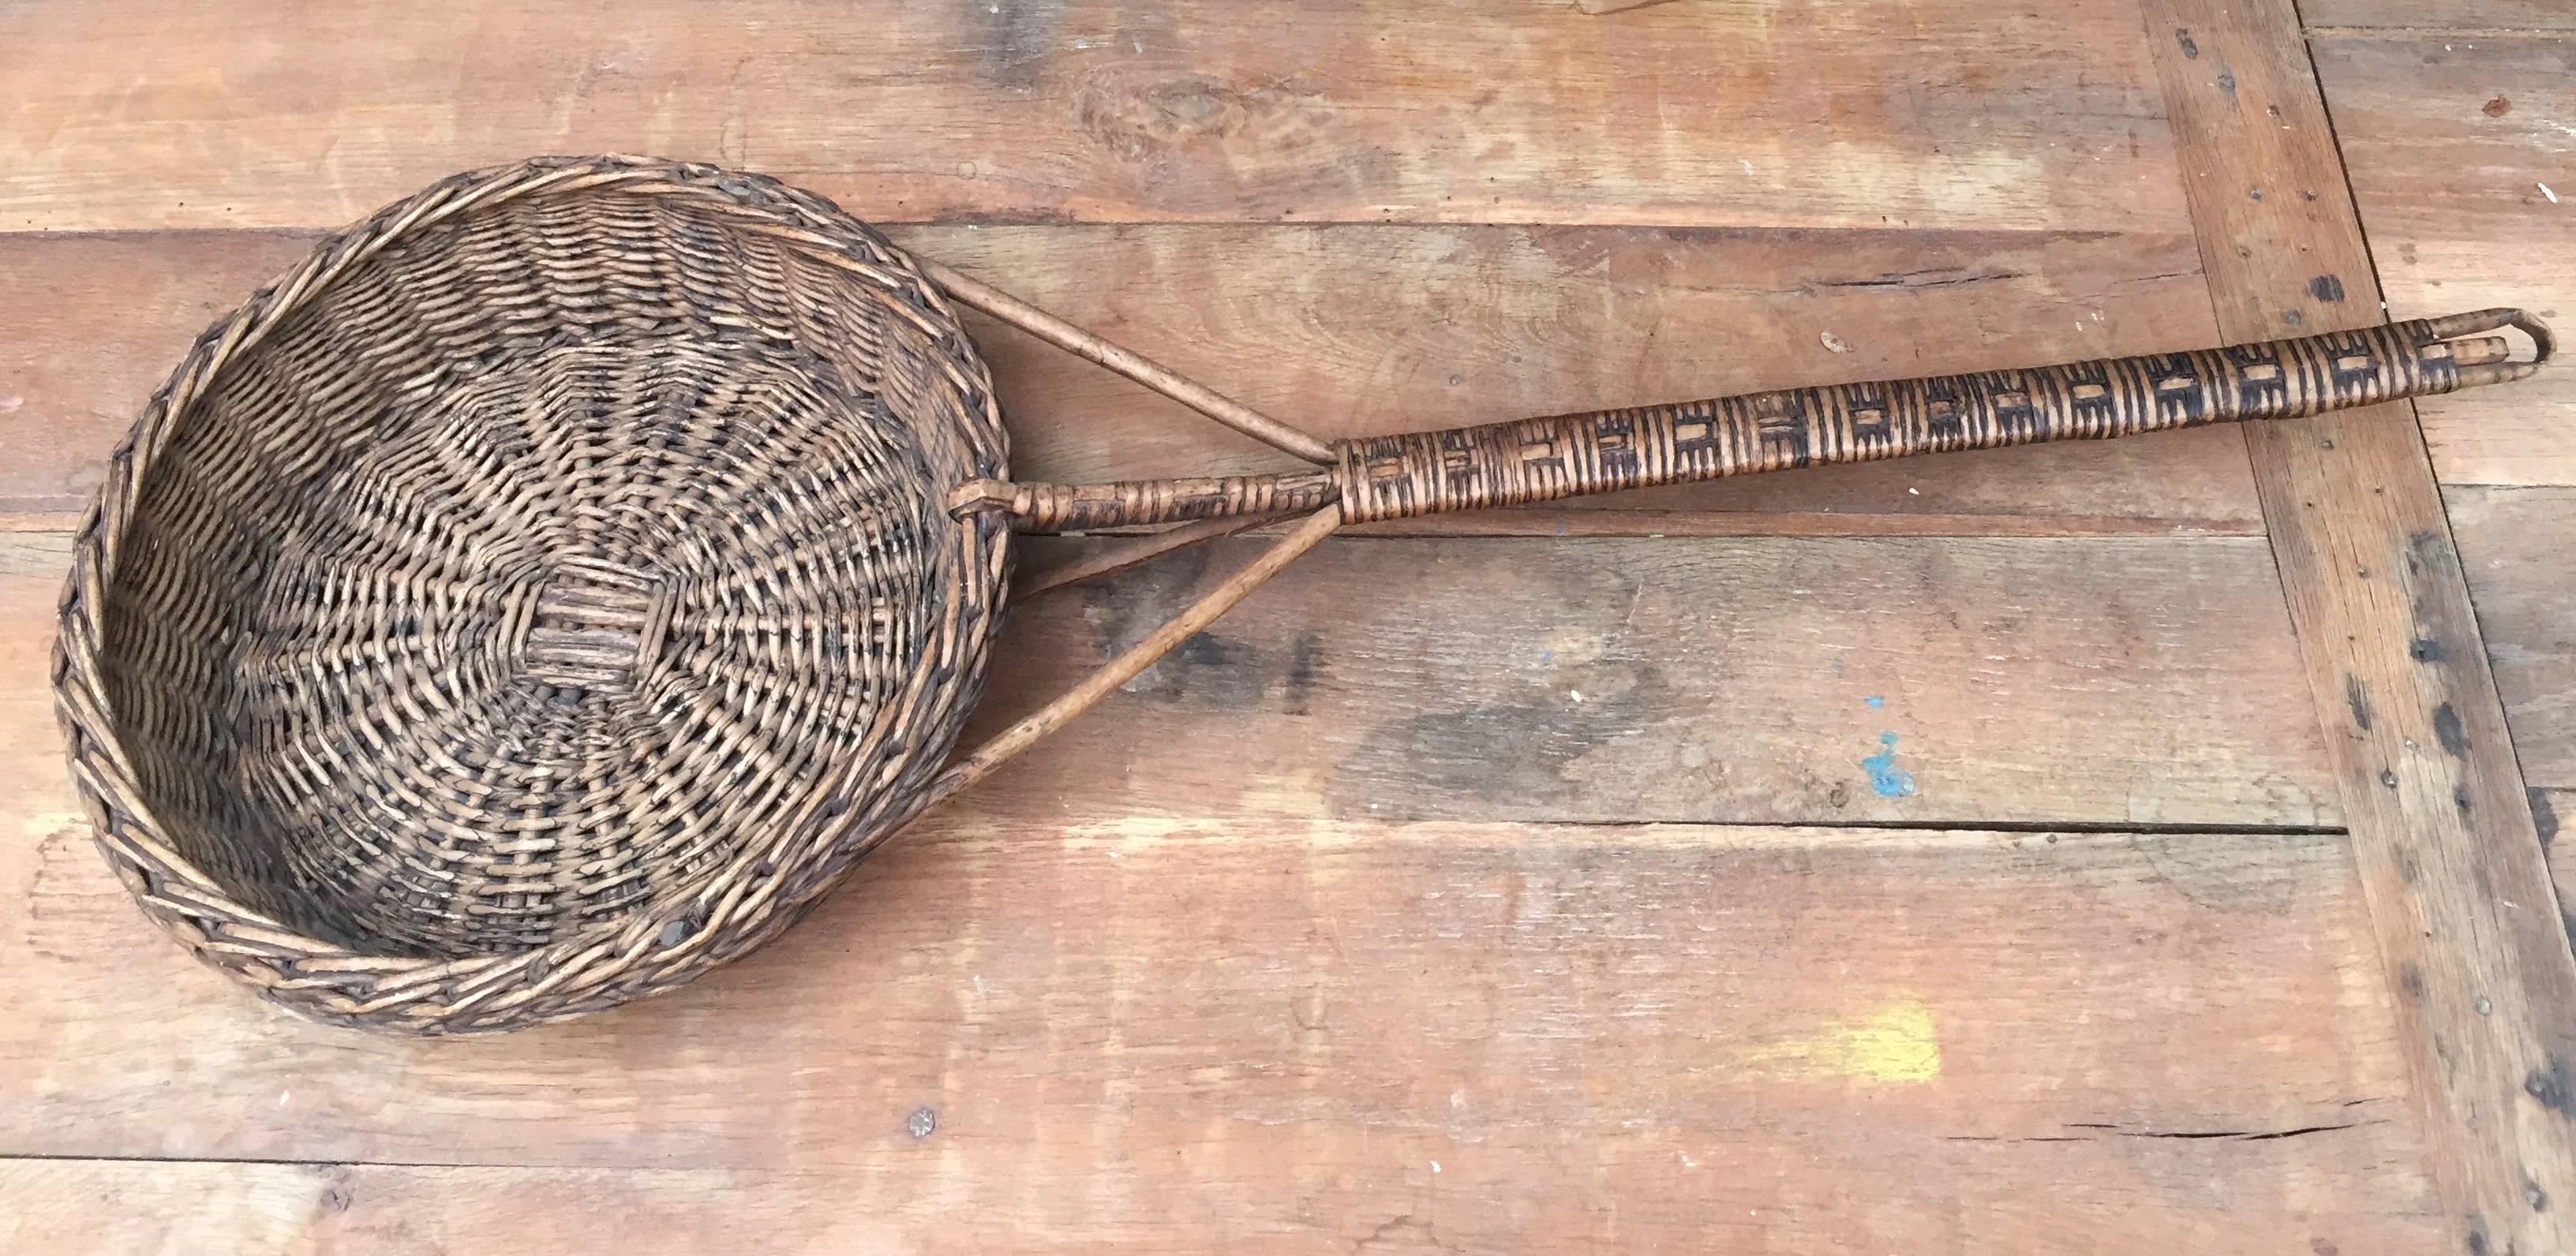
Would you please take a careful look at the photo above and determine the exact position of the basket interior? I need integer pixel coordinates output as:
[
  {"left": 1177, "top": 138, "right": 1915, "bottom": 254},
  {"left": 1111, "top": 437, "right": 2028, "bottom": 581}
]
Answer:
[{"left": 95, "top": 188, "right": 988, "bottom": 959}]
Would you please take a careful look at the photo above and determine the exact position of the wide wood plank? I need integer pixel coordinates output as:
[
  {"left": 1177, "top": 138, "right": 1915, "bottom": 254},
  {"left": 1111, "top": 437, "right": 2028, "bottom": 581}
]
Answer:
[
  {"left": 2305, "top": 1, "right": 2576, "bottom": 31},
  {"left": 2312, "top": 36, "right": 2576, "bottom": 487},
  {"left": 0, "top": 1154, "right": 2447, "bottom": 1256},
  {"left": 0, "top": 225, "right": 2252, "bottom": 533},
  {"left": 0, "top": 1, "right": 2189, "bottom": 235},
  {"left": 2147, "top": 2, "right": 2576, "bottom": 1250}
]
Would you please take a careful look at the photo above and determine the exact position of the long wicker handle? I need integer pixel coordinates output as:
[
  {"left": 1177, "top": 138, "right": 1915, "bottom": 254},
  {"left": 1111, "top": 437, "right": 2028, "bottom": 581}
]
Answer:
[
  {"left": 953, "top": 308, "right": 2548, "bottom": 532},
  {"left": 925, "top": 285, "right": 2548, "bottom": 797},
  {"left": 1329, "top": 308, "right": 2550, "bottom": 524}
]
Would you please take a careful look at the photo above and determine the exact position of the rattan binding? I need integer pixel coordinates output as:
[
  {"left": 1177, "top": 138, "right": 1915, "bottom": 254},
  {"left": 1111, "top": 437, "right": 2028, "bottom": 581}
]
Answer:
[{"left": 54, "top": 156, "right": 2553, "bottom": 1034}]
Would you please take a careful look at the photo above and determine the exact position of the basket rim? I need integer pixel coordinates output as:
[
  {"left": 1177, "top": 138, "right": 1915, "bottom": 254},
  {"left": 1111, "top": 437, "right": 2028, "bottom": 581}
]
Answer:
[{"left": 51, "top": 155, "right": 1013, "bottom": 1033}]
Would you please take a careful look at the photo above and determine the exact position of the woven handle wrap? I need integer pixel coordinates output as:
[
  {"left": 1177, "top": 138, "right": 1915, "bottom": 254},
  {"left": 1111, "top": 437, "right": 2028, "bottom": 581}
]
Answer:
[
  {"left": 949, "top": 470, "right": 1339, "bottom": 533},
  {"left": 1331, "top": 309, "right": 2549, "bottom": 524}
]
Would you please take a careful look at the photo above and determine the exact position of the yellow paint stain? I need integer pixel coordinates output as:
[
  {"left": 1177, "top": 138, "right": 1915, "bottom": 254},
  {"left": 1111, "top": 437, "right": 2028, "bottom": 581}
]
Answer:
[{"left": 1740, "top": 996, "right": 1941, "bottom": 1084}]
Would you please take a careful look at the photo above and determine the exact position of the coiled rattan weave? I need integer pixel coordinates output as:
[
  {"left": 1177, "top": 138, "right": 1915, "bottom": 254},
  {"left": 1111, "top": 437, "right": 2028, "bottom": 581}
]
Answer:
[{"left": 56, "top": 155, "right": 2552, "bottom": 1034}]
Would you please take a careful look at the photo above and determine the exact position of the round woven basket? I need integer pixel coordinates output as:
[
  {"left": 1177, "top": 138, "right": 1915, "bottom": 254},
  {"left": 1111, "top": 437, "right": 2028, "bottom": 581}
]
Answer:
[
  {"left": 57, "top": 155, "right": 2549, "bottom": 1035},
  {"left": 55, "top": 158, "right": 1011, "bottom": 1032}
]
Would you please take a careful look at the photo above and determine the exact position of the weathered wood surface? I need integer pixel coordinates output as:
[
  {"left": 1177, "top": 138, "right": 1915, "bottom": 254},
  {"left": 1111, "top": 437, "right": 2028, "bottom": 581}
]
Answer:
[
  {"left": 2544, "top": 788, "right": 2576, "bottom": 948},
  {"left": 2305, "top": 0, "right": 2576, "bottom": 31},
  {"left": 0, "top": 0, "right": 2190, "bottom": 234},
  {"left": 2151, "top": 2, "right": 2576, "bottom": 1251},
  {"left": 2441, "top": 487, "right": 2576, "bottom": 787},
  {"left": 0, "top": 226, "right": 2247, "bottom": 533},
  {"left": 0, "top": 1146, "right": 2443, "bottom": 1256},
  {"left": 2313, "top": 36, "right": 2576, "bottom": 488},
  {"left": 962, "top": 534, "right": 2337, "bottom": 828}
]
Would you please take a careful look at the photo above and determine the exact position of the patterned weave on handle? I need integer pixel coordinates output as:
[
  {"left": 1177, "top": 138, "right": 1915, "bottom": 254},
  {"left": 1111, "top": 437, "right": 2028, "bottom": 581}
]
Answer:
[{"left": 1331, "top": 319, "right": 2464, "bottom": 523}]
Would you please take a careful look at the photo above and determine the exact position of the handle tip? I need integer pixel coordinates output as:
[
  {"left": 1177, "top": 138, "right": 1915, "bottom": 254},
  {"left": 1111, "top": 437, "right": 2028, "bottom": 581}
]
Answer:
[{"left": 2426, "top": 308, "right": 2553, "bottom": 386}]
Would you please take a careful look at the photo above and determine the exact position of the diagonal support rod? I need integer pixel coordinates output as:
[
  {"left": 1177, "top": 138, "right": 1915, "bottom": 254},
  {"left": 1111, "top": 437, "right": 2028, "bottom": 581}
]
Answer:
[{"left": 918, "top": 259, "right": 1335, "bottom": 465}]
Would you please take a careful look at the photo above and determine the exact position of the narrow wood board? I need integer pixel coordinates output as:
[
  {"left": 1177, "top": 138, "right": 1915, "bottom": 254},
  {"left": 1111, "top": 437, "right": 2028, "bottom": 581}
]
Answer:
[
  {"left": 2147, "top": 2, "right": 2576, "bottom": 1250},
  {"left": 960, "top": 533, "right": 2339, "bottom": 828},
  {"left": 2304, "top": 1, "right": 2576, "bottom": 31},
  {"left": 0, "top": 0, "right": 2189, "bottom": 235},
  {"left": 2543, "top": 787, "right": 2576, "bottom": 948},
  {"left": 2441, "top": 486, "right": 2576, "bottom": 786},
  {"left": 2311, "top": 36, "right": 2576, "bottom": 487},
  {"left": 0, "top": 1150, "right": 2445, "bottom": 1256},
  {"left": 0, "top": 226, "right": 2252, "bottom": 533}
]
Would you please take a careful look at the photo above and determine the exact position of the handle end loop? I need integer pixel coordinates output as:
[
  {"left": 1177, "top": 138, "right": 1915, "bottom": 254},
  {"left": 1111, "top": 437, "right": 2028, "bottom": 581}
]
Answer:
[{"left": 2426, "top": 308, "right": 2554, "bottom": 387}]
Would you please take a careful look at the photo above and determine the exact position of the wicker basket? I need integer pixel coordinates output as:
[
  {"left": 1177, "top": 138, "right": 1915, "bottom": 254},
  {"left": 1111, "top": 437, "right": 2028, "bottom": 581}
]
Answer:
[{"left": 54, "top": 156, "right": 2552, "bottom": 1034}]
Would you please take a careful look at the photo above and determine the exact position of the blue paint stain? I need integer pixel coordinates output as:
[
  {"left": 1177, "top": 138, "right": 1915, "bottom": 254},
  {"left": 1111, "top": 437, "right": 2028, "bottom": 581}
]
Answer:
[
  {"left": 1863, "top": 731, "right": 1917, "bottom": 798},
  {"left": 1863, "top": 695, "right": 1884, "bottom": 708}
]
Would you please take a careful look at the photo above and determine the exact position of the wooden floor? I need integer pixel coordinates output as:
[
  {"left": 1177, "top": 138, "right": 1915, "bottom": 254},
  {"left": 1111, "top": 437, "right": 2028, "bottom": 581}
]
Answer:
[{"left": 2, "top": 2, "right": 2571, "bottom": 1252}]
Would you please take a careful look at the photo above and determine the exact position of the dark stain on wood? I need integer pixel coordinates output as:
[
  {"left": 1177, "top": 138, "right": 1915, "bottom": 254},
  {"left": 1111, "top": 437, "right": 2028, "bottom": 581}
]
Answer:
[
  {"left": 1080, "top": 549, "right": 1270, "bottom": 709},
  {"left": 1334, "top": 664, "right": 1666, "bottom": 817},
  {"left": 2530, "top": 789, "right": 2559, "bottom": 851},
  {"left": 1084, "top": 544, "right": 1214, "bottom": 652},
  {"left": 2409, "top": 530, "right": 2455, "bottom": 581},
  {"left": 2347, "top": 675, "right": 2373, "bottom": 731},
  {"left": 2529, "top": 1056, "right": 2574, "bottom": 1116},
  {"left": 2413, "top": 637, "right": 2449, "bottom": 664},
  {"left": 1283, "top": 630, "right": 1325, "bottom": 716},
  {"left": 2176, "top": 28, "right": 2200, "bottom": 59},
  {"left": 2400, "top": 961, "right": 2430, "bottom": 1002},
  {"left": 2309, "top": 275, "right": 2346, "bottom": 303},
  {"left": 2434, "top": 702, "right": 2470, "bottom": 757},
  {"left": 1178, "top": 631, "right": 1241, "bottom": 668}
]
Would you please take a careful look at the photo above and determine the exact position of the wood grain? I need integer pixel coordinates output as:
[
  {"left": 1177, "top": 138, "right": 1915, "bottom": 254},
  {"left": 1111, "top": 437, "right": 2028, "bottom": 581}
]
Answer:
[
  {"left": 2542, "top": 787, "right": 2576, "bottom": 949},
  {"left": 2304, "top": 0, "right": 2576, "bottom": 31},
  {"left": 0, "top": 226, "right": 2252, "bottom": 533},
  {"left": 2443, "top": 486, "right": 2576, "bottom": 785},
  {"left": 2147, "top": 2, "right": 2576, "bottom": 1250},
  {"left": 0, "top": 1154, "right": 2447, "bottom": 1256},
  {"left": 974, "top": 533, "right": 2338, "bottom": 827},
  {"left": 0, "top": 0, "right": 2190, "bottom": 235},
  {"left": 2312, "top": 36, "right": 2576, "bottom": 486}
]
